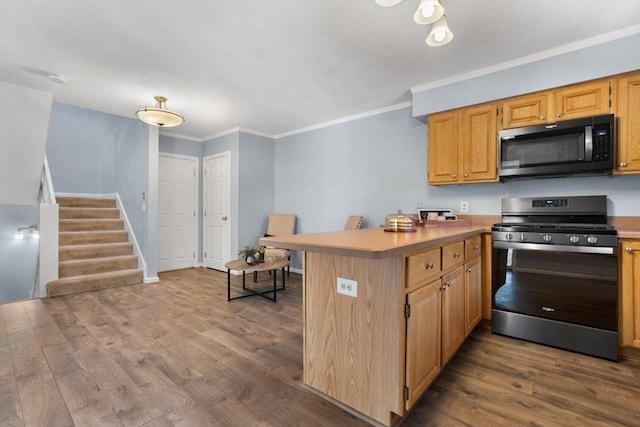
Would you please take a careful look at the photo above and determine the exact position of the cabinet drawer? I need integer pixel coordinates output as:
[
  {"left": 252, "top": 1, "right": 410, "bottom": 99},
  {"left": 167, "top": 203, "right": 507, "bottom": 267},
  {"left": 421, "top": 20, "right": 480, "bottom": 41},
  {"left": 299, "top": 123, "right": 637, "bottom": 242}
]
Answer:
[
  {"left": 406, "top": 248, "right": 442, "bottom": 288},
  {"left": 442, "top": 241, "right": 464, "bottom": 270},
  {"left": 465, "top": 236, "right": 481, "bottom": 260}
]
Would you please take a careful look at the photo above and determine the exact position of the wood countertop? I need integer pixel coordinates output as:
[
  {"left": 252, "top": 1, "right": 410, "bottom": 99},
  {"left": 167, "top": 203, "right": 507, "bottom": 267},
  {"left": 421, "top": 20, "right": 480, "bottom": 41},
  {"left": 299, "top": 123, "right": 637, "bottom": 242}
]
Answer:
[{"left": 260, "top": 225, "right": 484, "bottom": 259}]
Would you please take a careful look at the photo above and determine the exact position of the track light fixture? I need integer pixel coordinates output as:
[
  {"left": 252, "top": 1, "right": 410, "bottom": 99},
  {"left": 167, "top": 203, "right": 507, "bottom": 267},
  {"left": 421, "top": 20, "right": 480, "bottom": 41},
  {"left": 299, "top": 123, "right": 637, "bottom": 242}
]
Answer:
[{"left": 375, "top": 0, "right": 454, "bottom": 47}]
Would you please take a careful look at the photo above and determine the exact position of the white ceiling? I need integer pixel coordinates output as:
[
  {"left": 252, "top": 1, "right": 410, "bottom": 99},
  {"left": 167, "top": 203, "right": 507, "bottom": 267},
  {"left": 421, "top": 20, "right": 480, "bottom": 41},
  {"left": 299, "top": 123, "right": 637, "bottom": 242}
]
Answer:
[{"left": 1, "top": 0, "right": 639, "bottom": 141}]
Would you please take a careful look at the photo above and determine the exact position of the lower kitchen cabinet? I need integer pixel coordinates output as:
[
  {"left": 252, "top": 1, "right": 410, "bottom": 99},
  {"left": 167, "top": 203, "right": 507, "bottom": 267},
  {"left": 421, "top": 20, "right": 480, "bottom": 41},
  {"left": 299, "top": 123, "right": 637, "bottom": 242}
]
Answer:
[
  {"left": 621, "top": 240, "right": 640, "bottom": 348},
  {"left": 405, "top": 279, "right": 441, "bottom": 409},
  {"left": 464, "top": 256, "right": 482, "bottom": 336},
  {"left": 441, "top": 266, "right": 465, "bottom": 364}
]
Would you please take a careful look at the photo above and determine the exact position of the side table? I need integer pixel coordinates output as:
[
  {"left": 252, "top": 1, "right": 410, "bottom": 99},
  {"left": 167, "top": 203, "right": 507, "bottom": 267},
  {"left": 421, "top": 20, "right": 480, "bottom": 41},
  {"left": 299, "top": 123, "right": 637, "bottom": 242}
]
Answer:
[{"left": 224, "top": 258, "right": 289, "bottom": 302}]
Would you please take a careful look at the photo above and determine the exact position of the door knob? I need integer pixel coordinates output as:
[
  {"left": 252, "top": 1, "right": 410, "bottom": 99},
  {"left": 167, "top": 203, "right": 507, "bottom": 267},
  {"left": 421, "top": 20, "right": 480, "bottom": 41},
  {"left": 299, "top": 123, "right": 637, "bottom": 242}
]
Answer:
[
  {"left": 626, "top": 247, "right": 634, "bottom": 253},
  {"left": 222, "top": 216, "right": 228, "bottom": 221}
]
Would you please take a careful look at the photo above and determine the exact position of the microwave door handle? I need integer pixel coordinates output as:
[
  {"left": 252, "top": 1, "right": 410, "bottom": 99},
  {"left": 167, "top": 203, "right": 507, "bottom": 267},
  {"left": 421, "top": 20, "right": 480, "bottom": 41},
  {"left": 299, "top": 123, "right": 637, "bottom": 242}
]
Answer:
[{"left": 584, "top": 125, "right": 593, "bottom": 161}]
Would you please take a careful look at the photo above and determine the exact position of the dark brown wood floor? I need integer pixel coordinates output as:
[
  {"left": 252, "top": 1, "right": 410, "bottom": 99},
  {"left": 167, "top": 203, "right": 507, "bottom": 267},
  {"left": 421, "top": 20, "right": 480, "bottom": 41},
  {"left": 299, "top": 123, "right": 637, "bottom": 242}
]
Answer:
[{"left": 1, "top": 268, "right": 639, "bottom": 427}]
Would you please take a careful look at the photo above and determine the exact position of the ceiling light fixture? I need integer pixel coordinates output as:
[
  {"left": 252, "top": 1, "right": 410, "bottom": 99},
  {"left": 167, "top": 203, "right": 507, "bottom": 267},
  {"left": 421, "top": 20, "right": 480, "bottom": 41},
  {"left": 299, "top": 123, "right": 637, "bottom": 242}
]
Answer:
[
  {"left": 135, "top": 96, "right": 184, "bottom": 127},
  {"left": 375, "top": 0, "right": 453, "bottom": 47}
]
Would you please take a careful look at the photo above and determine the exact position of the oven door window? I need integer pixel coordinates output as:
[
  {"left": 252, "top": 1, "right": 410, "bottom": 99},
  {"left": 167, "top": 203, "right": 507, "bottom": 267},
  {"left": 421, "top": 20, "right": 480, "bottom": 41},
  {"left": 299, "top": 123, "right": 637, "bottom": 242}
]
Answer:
[{"left": 492, "top": 247, "right": 617, "bottom": 331}]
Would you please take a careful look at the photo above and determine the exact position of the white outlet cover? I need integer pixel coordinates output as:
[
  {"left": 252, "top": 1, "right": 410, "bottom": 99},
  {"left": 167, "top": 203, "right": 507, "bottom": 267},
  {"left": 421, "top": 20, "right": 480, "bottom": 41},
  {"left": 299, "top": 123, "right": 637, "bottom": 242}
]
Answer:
[{"left": 337, "top": 277, "right": 357, "bottom": 297}]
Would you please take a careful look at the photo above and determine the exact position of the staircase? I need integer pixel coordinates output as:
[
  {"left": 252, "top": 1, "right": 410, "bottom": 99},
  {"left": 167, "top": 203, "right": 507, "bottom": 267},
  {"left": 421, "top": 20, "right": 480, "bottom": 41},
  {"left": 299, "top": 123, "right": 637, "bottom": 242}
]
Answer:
[{"left": 46, "top": 196, "right": 143, "bottom": 297}]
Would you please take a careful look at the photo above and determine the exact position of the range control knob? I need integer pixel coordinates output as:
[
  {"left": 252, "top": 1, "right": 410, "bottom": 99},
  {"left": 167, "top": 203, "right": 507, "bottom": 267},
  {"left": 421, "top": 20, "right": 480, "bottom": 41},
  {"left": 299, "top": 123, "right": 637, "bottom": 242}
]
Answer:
[
  {"left": 569, "top": 235, "right": 580, "bottom": 244},
  {"left": 519, "top": 234, "right": 527, "bottom": 241},
  {"left": 587, "top": 236, "right": 598, "bottom": 245},
  {"left": 542, "top": 234, "right": 553, "bottom": 242},
  {"left": 506, "top": 233, "right": 514, "bottom": 240}
]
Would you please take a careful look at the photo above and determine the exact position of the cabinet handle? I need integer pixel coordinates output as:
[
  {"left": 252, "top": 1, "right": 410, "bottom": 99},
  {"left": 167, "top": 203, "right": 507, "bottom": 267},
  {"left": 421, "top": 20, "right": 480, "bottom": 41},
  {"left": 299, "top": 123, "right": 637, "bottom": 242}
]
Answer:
[
  {"left": 556, "top": 112, "right": 563, "bottom": 118},
  {"left": 441, "top": 283, "right": 448, "bottom": 291},
  {"left": 466, "top": 268, "right": 472, "bottom": 273},
  {"left": 540, "top": 115, "right": 546, "bottom": 120},
  {"left": 626, "top": 247, "right": 634, "bottom": 253},
  {"left": 619, "top": 162, "right": 628, "bottom": 167},
  {"left": 454, "top": 252, "right": 461, "bottom": 258},
  {"left": 464, "top": 173, "right": 468, "bottom": 177},
  {"left": 426, "top": 261, "right": 434, "bottom": 269},
  {"left": 443, "top": 281, "right": 451, "bottom": 288},
  {"left": 473, "top": 245, "right": 479, "bottom": 250},
  {"left": 452, "top": 174, "right": 457, "bottom": 179}
]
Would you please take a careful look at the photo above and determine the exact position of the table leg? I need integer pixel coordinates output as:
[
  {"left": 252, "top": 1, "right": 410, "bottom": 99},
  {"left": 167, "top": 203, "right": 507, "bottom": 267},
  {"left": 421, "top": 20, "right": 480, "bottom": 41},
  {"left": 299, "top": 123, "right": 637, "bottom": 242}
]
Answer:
[
  {"left": 227, "top": 269, "right": 231, "bottom": 302},
  {"left": 273, "top": 267, "right": 277, "bottom": 303},
  {"left": 282, "top": 267, "right": 286, "bottom": 289},
  {"left": 242, "top": 271, "right": 246, "bottom": 290}
]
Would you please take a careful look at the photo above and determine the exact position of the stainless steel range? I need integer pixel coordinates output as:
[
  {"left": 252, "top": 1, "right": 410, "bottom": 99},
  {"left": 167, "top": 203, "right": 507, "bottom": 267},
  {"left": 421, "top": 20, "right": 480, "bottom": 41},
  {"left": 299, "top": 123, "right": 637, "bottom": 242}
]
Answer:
[{"left": 491, "top": 195, "right": 618, "bottom": 360}]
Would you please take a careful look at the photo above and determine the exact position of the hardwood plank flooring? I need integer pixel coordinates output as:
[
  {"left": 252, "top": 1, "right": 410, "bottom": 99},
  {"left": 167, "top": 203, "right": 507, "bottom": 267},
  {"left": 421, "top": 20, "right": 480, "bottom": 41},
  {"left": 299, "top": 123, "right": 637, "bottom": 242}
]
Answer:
[{"left": 1, "top": 267, "right": 639, "bottom": 426}]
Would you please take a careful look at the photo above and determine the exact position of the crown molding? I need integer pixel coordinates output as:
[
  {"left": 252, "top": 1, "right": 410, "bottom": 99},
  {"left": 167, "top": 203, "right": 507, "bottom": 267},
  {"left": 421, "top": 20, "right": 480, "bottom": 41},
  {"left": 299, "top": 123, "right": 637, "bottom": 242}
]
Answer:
[{"left": 411, "top": 25, "right": 640, "bottom": 95}]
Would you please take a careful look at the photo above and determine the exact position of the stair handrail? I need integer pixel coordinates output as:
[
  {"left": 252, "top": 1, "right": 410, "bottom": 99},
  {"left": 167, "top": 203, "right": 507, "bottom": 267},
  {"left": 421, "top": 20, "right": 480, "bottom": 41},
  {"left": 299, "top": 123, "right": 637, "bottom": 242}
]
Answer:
[
  {"left": 40, "top": 155, "right": 56, "bottom": 204},
  {"left": 113, "top": 193, "right": 149, "bottom": 281},
  {"left": 37, "top": 154, "right": 59, "bottom": 298}
]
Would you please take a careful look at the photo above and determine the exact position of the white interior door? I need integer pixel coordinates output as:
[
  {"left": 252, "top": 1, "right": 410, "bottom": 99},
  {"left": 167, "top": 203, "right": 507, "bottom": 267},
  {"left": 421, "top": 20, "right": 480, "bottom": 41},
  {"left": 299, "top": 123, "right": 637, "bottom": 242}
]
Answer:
[
  {"left": 203, "top": 152, "right": 231, "bottom": 270},
  {"left": 158, "top": 153, "right": 198, "bottom": 272}
]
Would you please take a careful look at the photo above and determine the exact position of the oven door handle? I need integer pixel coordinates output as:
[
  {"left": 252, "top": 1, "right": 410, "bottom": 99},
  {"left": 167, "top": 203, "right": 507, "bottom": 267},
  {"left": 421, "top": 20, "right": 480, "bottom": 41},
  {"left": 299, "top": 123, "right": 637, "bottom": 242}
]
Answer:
[{"left": 493, "top": 241, "right": 615, "bottom": 255}]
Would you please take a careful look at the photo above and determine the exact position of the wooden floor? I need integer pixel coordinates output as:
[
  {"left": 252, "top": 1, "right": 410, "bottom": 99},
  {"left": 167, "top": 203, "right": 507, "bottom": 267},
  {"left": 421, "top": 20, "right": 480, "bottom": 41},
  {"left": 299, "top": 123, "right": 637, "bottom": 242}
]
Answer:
[{"left": 1, "top": 268, "right": 639, "bottom": 427}]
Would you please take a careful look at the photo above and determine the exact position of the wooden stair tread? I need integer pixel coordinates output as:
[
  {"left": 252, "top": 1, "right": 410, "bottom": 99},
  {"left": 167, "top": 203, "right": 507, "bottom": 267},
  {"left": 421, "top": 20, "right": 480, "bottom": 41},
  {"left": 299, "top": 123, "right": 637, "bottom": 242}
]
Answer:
[
  {"left": 57, "top": 196, "right": 116, "bottom": 208},
  {"left": 59, "top": 254, "right": 138, "bottom": 266},
  {"left": 47, "top": 269, "right": 143, "bottom": 297}
]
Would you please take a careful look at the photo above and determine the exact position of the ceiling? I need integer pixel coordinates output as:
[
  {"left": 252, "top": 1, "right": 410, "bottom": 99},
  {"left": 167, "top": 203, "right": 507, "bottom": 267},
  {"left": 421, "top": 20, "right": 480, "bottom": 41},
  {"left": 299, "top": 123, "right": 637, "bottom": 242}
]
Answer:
[{"left": 1, "top": 0, "right": 639, "bottom": 141}]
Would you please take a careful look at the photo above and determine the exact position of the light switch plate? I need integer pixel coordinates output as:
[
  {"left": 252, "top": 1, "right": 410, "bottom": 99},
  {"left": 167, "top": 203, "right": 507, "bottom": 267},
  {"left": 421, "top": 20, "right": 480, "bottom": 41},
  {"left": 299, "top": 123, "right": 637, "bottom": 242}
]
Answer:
[{"left": 337, "top": 277, "right": 357, "bottom": 297}]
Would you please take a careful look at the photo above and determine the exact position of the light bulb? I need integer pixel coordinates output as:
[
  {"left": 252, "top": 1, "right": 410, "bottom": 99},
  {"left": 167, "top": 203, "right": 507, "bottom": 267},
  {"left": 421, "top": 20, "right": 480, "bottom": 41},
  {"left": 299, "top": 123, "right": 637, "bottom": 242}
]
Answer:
[
  {"left": 421, "top": 4, "right": 435, "bottom": 18},
  {"left": 434, "top": 30, "right": 446, "bottom": 42}
]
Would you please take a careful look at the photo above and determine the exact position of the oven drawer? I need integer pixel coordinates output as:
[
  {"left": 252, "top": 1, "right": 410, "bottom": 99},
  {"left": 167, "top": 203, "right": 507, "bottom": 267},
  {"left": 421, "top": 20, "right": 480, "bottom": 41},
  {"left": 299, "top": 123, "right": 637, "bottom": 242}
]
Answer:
[
  {"left": 443, "top": 241, "right": 464, "bottom": 270},
  {"left": 465, "top": 236, "right": 481, "bottom": 260},
  {"left": 406, "top": 248, "right": 442, "bottom": 288}
]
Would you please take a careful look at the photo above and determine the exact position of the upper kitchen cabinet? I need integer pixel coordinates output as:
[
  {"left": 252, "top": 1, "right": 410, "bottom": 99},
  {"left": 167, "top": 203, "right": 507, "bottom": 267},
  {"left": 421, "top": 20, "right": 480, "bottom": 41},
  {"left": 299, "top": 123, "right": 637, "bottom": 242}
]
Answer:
[
  {"left": 428, "top": 103, "right": 498, "bottom": 185},
  {"left": 615, "top": 70, "right": 640, "bottom": 174},
  {"left": 501, "top": 78, "right": 612, "bottom": 129},
  {"left": 500, "top": 92, "right": 550, "bottom": 129}
]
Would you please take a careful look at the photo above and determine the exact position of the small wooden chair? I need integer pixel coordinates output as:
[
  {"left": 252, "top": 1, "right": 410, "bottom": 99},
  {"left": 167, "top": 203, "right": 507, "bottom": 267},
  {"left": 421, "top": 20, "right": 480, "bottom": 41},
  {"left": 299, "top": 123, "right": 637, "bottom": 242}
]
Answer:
[
  {"left": 262, "top": 214, "right": 297, "bottom": 276},
  {"left": 343, "top": 215, "right": 364, "bottom": 230}
]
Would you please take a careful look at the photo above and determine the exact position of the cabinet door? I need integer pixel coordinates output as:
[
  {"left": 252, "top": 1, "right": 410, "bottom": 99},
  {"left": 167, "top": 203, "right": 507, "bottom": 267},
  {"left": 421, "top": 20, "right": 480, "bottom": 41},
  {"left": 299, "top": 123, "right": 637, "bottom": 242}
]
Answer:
[
  {"left": 621, "top": 240, "right": 640, "bottom": 348},
  {"left": 501, "top": 93, "right": 550, "bottom": 129},
  {"left": 616, "top": 72, "right": 640, "bottom": 174},
  {"left": 553, "top": 79, "right": 611, "bottom": 121},
  {"left": 461, "top": 104, "right": 498, "bottom": 182},
  {"left": 441, "top": 266, "right": 465, "bottom": 364},
  {"left": 405, "top": 279, "right": 441, "bottom": 409},
  {"left": 428, "top": 111, "right": 459, "bottom": 184},
  {"left": 464, "top": 257, "right": 482, "bottom": 337}
]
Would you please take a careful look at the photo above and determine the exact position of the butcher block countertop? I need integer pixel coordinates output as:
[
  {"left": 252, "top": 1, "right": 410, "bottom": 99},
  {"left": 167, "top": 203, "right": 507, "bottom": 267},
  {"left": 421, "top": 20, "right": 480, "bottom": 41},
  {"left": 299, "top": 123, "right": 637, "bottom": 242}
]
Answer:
[{"left": 260, "top": 225, "right": 484, "bottom": 259}]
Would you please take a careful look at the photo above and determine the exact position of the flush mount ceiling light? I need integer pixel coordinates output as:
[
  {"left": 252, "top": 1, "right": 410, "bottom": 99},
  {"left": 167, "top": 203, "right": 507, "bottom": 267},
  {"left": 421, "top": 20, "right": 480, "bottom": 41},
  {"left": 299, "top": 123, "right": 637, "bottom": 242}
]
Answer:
[
  {"left": 375, "top": 0, "right": 453, "bottom": 47},
  {"left": 135, "top": 96, "right": 184, "bottom": 127}
]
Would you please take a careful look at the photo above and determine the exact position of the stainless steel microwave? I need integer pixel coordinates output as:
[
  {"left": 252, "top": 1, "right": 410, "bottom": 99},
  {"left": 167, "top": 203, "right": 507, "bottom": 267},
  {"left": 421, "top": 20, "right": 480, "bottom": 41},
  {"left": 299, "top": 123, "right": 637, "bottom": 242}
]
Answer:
[{"left": 498, "top": 114, "right": 614, "bottom": 180}]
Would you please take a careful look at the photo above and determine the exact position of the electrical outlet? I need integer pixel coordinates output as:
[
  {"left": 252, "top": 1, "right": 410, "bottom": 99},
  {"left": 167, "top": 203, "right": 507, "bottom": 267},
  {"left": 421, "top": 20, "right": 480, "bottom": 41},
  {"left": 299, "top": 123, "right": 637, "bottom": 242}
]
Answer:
[
  {"left": 337, "top": 277, "right": 357, "bottom": 298},
  {"left": 460, "top": 201, "right": 469, "bottom": 213}
]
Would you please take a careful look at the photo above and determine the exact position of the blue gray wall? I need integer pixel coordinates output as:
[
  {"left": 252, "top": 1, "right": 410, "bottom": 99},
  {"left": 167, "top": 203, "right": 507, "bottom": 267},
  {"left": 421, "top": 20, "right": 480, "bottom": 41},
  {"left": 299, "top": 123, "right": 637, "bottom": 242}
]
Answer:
[
  {"left": 46, "top": 102, "right": 156, "bottom": 277},
  {"left": 0, "top": 205, "right": 38, "bottom": 303},
  {"left": 238, "top": 132, "right": 275, "bottom": 249}
]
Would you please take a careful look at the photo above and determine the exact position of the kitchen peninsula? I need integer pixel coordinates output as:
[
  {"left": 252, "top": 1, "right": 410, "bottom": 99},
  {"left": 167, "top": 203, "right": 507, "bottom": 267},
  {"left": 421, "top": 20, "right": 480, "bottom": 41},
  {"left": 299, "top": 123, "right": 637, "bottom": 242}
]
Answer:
[{"left": 261, "top": 225, "right": 484, "bottom": 426}]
